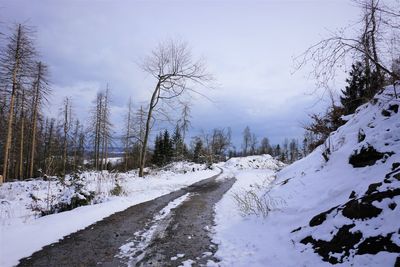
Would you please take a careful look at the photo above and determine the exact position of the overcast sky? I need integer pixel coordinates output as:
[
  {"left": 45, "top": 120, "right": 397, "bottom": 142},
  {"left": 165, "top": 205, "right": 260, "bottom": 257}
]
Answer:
[{"left": 1, "top": 0, "right": 361, "bottom": 148}]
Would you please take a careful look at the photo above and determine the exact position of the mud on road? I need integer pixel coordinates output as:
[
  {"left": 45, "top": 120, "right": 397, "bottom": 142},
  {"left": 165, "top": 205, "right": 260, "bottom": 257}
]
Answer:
[{"left": 18, "top": 170, "right": 236, "bottom": 267}]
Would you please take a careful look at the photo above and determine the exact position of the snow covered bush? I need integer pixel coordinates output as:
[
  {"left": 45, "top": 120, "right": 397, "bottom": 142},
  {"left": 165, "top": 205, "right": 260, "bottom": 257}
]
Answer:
[
  {"left": 233, "top": 177, "right": 285, "bottom": 218},
  {"left": 110, "top": 183, "right": 123, "bottom": 196},
  {"left": 42, "top": 173, "right": 95, "bottom": 215}
]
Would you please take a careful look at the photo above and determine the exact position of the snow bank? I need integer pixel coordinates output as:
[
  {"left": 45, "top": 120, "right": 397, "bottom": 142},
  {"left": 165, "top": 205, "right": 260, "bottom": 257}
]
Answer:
[
  {"left": 223, "top": 154, "right": 285, "bottom": 171},
  {"left": 0, "top": 162, "right": 218, "bottom": 267},
  {"left": 213, "top": 85, "right": 400, "bottom": 266},
  {"left": 211, "top": 154, "right": 286, "bottom": 266}
]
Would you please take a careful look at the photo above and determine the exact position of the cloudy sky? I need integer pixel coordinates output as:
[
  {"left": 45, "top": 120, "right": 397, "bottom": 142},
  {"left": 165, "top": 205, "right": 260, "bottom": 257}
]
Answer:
[{"left": 1, "top": 0, "right": 360, "bottom": 147}]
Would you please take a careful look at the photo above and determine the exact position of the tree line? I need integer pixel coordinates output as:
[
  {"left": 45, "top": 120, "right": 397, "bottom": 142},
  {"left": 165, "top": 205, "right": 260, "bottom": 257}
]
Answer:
[
  {"left": 149, "top": 125, "right": 305, "bottom": 169},
  {"left": 0, "top": 24, "right": 117, "bottom": 183}
]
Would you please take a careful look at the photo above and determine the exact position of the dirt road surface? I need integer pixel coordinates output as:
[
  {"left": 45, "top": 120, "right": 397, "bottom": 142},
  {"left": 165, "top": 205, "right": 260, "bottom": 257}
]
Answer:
[{"left": 18, "top": 170, "right": 235, "bottom": 267}]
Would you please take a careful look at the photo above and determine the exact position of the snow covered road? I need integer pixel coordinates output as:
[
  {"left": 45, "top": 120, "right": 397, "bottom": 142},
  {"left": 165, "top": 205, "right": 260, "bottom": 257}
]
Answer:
[{"left": 17, "top": 170, "right": 236, "bottom": 267}]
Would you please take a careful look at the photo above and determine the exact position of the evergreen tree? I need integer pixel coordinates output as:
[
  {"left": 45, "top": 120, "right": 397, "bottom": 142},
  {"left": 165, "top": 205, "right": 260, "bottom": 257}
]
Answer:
[
  {"left": 152, "top": 130, "right": 174, "bottom": 166},
  {"left": 340, "top": 61, "right": 384, "bottom": 115},
  {"left": 193, "top": 139, "right": 203, "bottom": 163},
  {"left": 340, "top": 62, "right": 366, "bottom": 115},
  {"left": 274, "top": 144, "right": 281, "bottom": 158},
  {"left": 172, "top": 125, "right": 184, "bottom": 160},
  {"left": 162, "top": 130, "right": 173, "bottom": 165},
  {"left": 152, "top": 133, "right": 162, "bottom": 166}
]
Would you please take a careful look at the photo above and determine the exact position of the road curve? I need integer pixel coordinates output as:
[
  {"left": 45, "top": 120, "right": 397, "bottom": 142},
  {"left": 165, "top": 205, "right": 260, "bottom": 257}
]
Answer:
[{"left": 17, "top": 169, "right": 235, "bottom": 267}]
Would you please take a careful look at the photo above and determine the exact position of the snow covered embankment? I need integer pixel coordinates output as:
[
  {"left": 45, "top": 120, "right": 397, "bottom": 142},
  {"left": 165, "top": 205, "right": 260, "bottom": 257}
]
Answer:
[
  {"left": 212, "top": 155, "right": 286, "bottom": 266},
  {"left": 0, "top": 162, "right": 218, "bottom": 267},
  {"left": 212, "top": 85, "right": 400, "bottom": 266}
]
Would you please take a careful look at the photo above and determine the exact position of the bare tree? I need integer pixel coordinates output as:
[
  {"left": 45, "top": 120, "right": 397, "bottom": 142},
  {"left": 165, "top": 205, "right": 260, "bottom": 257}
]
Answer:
[
  {"left": 29, "top": 62, "right": 50, "bottom": 177},
  {"left": 88, "top": 87, "right": 113, "bottom": 171},
  {"left": 242, "top": 126, "right": 251, "bottom": 156},
  {"left": 61, "top": 97, "right": 72, "bottom": 176},
  {"left": 71, "top": 119, "right": 84, "bottom": 171},
  {"left": 1, "top": 24, "right": 36, "bottom": 184},
  {"left": 100, "top": 85, "right": 112, "bottom": 170},
  {"left": 294, "top": 0, "right": 400, "bottom": 90},
  {"left": 138, "top": 40, "right": 212, "bottom": 177},
  {"left": 123, "top": 97, "right": 135, "bottom": 171},
  {"left": 134, "top": 106, "right": 146, "bottom": 167},
  {"left": 178, "top": 102, "right": 191, "bottom": 142},
  {"left": 249, "top": 133, "right": 258, "bottom": 155},
  {"left": 259, "top": 137, "right": 272, "bottom": 155},
  {"left": 211, "top": 127, "right": 232, "bottom": 160},
  {"left": 18, "top": 87, "right": 27, "bottom": 179}
]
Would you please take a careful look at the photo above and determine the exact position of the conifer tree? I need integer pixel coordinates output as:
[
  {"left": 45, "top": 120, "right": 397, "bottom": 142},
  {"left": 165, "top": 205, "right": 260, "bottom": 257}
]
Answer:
[
  {"left": 162, "top": 130, "right": 173, "bottom": 165},
  {"left": 340, "top": 62, "right": 367, "bottom": 115},
  {"left": 193, "top": 138, "right": 203, "bottom": 163}
]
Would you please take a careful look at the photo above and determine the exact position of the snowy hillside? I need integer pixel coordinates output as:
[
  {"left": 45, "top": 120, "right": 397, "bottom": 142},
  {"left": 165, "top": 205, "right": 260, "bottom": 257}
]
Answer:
[{"left": 213, "top": 85, "right": 400, "bottom": 266}]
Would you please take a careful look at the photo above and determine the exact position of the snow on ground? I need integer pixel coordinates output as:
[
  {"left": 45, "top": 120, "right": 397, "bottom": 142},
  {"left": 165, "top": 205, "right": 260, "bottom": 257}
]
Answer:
[
  {"left": 0, "top": 162, "right": 218, "bottom": 267},
  {"left": 212, "top": 155, "right": 290, "bottom": 267},
  {"left": 212, "top": 85, "right": 400, "bottom": 266}
]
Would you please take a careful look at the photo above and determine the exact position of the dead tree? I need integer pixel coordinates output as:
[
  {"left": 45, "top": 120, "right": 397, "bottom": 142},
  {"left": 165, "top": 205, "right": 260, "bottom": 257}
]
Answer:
[
  {"left": 134, "top": 106, "right": 146, "bottom": 168},
  {"left": 100, "top": 86, "right": 112, "bottom": 170},
  {"left": 242, "top": 126, "right": 251, "bottom": 156},
  {"left": 89, "top": 88, "right": 112, "bottom": 171},
  {"left": 138, "top": 40, "right": 212, "bottom": 177},
  {"left": 61, "top": 97, "right": 72, "bottom": 176},
  {"left": 294, "top": 0, "right": 400, "bottom": 90},
  {"left": 18, "top": 87, "right": 26, "bottom": 179},
  {"left": 123, "top": 97, "right": 135, "bottom": 171},
  {"left": 178, "top": 102, "right": 191, "bottom": 142},
  {"left": 1, "top": 24, "right": 36, "bottom": 184},
  {"left": 29, "top": 62, "right": 50, "bottom": 178},
  {"left": 88, "top": 92, "right": 103, "bottom": 170}
]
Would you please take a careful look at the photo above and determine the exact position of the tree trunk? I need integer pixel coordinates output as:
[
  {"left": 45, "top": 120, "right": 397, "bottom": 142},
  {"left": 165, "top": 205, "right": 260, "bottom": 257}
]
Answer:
[
  {"left": 139, "top": 82, "right": 160, "bottom": 177},
  {"left": 18, "top": 89, "right": 25, "bottom": 179},
  {"left": 29, "top": 64, "right": 41, "bottom": 178},
  {"left": 125, "top": 98, "right": 132, "bottom": 171},
  {"left": 62, "top": 98, "right": 69, "bottom": 176},
  {"left": 2, "top": 25, "right": 22, "bottom": 184}
]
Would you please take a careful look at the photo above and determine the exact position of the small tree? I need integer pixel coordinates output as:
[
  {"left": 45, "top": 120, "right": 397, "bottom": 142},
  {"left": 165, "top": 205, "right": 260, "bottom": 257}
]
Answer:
[{"left": 192, "top": 138, "right": 203, "bottom": 163}]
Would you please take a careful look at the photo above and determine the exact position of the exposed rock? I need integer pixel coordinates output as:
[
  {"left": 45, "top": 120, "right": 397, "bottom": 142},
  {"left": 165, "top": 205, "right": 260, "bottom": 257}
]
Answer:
[
  {"left": 392, "top": 162, "right": 400, "bottom": 171},
  {"left": 365, "top": 182, "right": 382, "bottom": 195},
  {"left": 348, "top": 190, "right": 357, "bottom": 199},
  {"left": 341, "top": 198, "right": 382, "bottom": 220},
  {"left": 388, "top": 104, "right": 399, "bottom": 113},
  {"left": 300, "top": 224, "right": 362, "bottom": 264},
  {"left": 349, "top": 145, "right": 385, "bottom": 168},
  {"left": 358, "top": 129, "right": 366, "bottom": 142},
  {"left": 309, "top": 206, "right": 337, "bottom": 227},
  {"left": 356, "top": 233, "right": 400, "bottom": 255},
  {"left": 382, "top": 109, "right": 391, "bottom": 117}
]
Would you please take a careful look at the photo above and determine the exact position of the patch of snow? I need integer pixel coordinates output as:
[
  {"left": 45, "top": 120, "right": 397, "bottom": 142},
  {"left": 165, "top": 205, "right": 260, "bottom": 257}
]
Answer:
[
  {"left": 179, "top": 259, "right": 196, "bottom": 267},
  {"left": 116, "top": 193, "right": 192, "bottom": 265}
]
